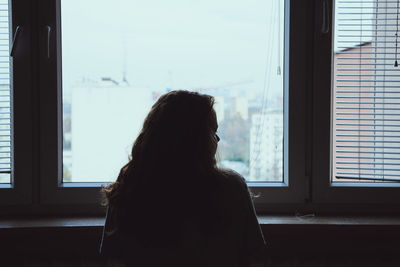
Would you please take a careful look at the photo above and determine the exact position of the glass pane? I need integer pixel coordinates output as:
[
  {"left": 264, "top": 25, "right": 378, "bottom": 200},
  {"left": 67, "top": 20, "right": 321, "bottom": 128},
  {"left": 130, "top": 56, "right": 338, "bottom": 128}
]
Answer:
[
  {"left": 61, "top": 0, "right": 285, "bottom": 183},
  {"left": 332, "top": 0, "right": 400, "bottom": 183},
  {"left": 0, "top": 0, "right": 11, "bottom": 184}
]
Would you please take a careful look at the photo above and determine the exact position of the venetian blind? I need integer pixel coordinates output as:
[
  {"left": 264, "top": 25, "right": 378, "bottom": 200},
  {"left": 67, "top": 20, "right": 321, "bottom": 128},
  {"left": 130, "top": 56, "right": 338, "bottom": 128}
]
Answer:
[
  {"left": 0, "top": 0, "right": 11, "bottom": 183},
  {"left": 333, "top": 0, "right": 400, "bottom": 182}
]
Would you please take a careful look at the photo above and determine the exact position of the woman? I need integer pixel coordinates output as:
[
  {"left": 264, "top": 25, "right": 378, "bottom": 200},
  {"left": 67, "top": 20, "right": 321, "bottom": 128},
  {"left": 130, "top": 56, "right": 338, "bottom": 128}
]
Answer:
[{"left": 100, "top": 90, "right": 266, "bottom": 266}]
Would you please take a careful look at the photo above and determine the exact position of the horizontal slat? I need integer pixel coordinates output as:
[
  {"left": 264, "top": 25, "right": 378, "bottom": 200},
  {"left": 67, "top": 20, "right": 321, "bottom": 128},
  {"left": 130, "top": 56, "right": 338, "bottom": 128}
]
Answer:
[
  {"left": 336, "top": 150, "right": 400, "bottom": 154},
  {"left": 339, "top": 19, "right": 400, "bottom": 22},
  {"left": 338, "top": 46, "right": 400, "bottom": 49},
  {"left": 336, "top": 91, "right": 400, "bottom": 93},
  {"left": 337, "top": 63, "right": 400, "bottom": 65},
  {"left": 336, "top": 118, "right": 400, "bottom": 121},
  {"left": 336, "top": 112, "right": 400, "bottom": 115},
  {"left": 336, "top": 30, "right": 396, "bottom": 33},
  {"left": 336, "top": 123, "right": 400, "bottom": 127},
  {"left": 336, "top": 24, "right": 396, "bottom": 27},
  {"left": 335, "top": 176, "right": 400, "bottom": 182},
  {"left": 337, "top": 69, "right": 400, "bottom": 71},
  {"left": 337, "top": 134, "right": 400, "bottom": 137},
  {"left": 338, "top": 29, "right": 399, "bottom": 32},
  {"left": 338, "top": 41, "right": 400, "bottom": 44},
  {"left": 336, "top": 145, "right": 400, "bottom": 149},
  {"left": 337, "top": 79, "right": 400, "bottom": 82},
  {"left": 337, "top": 162, "right": 400, "bottom": 165},
  {"left": 338, "top": 13, "right": 399, "bottom": 15},
  {"left": 336, "top": 85, "right": 400, "bottom": 88},
  {"left": 336, "top": 57, "right": 400, "bottom": 60},
  {"left": 337, "top": 129, "right": 400, "bottom": 132},
  {"left": 337, "top": 156, "right": 400, "bottom": 160},
  {"left": 337, "top": 75, "right": 400, "bottom": 77},
  {"left": 336, "top": 108, "right": 400, "bottom": 111},
  {"left": 336, "top": 51, "right": 396, "bottom": 55},
  {"left": 337, "top": 166, "right": 400, "bottom": 171},
  {"left": 337, "top": 6, "right": 400, "bottom": 9},
  {"left": 337, "top": 100, "right": 400, "bottom": 104},
  {"left": 337, "top": 1, "right": 400, "bottom": 3},
  {"left": 337, "top": 140, "right": 400, "bottom": 143}
]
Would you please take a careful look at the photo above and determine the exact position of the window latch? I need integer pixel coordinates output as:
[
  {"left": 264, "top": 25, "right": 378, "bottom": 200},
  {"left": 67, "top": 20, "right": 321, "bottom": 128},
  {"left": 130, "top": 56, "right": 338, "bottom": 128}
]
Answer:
[
  {"left": 10, "top": 25, "right": 22, "bottom": 57},
  {"left": 45, "top": 25, "right": 52, "bottom": 59},
  {"left": 321, "top": 0, "right": 330, "bottom": 34}
]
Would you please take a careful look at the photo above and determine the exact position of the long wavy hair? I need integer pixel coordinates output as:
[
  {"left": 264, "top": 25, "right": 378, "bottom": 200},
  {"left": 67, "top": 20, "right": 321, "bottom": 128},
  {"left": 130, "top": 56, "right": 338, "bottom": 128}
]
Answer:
[{"left": 102, "top": 90, "right": 222, "bottom": 246}]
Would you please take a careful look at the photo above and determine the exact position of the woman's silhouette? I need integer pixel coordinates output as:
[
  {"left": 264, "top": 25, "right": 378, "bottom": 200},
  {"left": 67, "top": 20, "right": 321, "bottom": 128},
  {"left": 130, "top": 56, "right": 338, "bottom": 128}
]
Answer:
[{"left": 100, "top": 90, "right": 266, "bottom": 266}]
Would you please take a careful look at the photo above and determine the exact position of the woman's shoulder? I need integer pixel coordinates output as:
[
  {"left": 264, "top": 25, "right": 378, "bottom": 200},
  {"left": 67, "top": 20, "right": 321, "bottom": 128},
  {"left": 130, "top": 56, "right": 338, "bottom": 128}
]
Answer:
[
  {"left": 217, "top": 168, "right": 246, "bottom": 182},
  {"left": 215, "top": 168, "right": 248, "bottom": 194}
]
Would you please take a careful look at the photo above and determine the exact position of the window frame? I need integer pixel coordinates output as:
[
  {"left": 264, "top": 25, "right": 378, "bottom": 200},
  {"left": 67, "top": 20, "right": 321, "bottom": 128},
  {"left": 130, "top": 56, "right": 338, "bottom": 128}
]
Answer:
[
  {"left": 37, "top": 0, "right": 312, "bottom": 212},
  {"left": 3, "top": 0, "right": 399, "bottom": 215},
  {"left": 0, "top": 0, "right": 33, "bottom": 206},
  {"left": 251, "top": 0, "right": 315, "bottom": 212},
  {"left": 312, "top": 0, "right": 400, "bottom": 208},
  {"left": 38, "top": 0, "right": 103, "bottom": 206}
]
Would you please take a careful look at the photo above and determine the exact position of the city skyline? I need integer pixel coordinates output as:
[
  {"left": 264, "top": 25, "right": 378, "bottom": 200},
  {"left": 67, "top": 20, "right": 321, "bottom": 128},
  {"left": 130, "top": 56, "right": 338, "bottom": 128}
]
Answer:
[{"left": 62, "top": 77, "right": 284, "bottom": 183}]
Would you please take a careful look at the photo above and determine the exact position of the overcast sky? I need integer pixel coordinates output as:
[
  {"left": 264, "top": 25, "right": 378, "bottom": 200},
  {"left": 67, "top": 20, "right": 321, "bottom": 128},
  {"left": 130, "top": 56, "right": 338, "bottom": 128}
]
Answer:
[{"left": 61, "top": 0, "right": 284, "bottom": 95}]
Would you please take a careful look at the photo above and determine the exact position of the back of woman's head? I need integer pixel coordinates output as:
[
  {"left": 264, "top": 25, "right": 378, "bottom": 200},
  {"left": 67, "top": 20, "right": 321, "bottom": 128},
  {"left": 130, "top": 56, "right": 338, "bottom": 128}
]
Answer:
[
  {"left": 132, "top": 90, "right": 217, "bottom": 173},
  {"left": 103, "top": 90, "right": 221, "bottom": 246}
]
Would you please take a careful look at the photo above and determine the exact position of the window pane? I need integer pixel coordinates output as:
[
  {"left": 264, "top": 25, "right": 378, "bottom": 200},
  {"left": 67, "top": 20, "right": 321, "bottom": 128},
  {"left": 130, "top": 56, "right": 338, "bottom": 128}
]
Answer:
[
  {"left": 0, "top": 0, "right": 11, "bottom": 184},
  {"left": 61, "top": 0, "right": 285, "bottom": 183},
  {"left": 332, "top": 0, "right": 400, "bottom": 183}
]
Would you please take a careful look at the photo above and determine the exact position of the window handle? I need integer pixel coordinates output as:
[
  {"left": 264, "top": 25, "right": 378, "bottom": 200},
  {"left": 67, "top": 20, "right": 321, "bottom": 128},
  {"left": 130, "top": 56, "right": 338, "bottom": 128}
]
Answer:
[
  {"left": 321, "top": 0, "right": 330, "bottom": 34},
  {"left": 10, "top": 25, "right": 22, "bottom": 57},
  {"left": 45, "top": 25, "right": 51, "bottom": 58}
]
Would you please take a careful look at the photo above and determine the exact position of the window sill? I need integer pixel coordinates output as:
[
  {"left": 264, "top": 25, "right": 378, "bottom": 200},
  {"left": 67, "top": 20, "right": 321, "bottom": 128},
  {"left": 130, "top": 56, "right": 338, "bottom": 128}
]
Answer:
[
  {"left": 2, "top": 214, "right": 400, "bottom": 229},
  {"left": 0, "top": 215, "right": 399, "bottom": 258},
  {"left": 0, "top": 216, "right": 104, "bottom": 229}
]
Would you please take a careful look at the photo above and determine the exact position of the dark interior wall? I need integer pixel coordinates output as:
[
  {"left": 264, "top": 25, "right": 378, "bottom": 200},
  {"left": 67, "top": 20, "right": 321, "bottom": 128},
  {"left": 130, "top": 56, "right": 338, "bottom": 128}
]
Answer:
[{"left": 1, "top": 222, "right": 399, "bottom": 266}]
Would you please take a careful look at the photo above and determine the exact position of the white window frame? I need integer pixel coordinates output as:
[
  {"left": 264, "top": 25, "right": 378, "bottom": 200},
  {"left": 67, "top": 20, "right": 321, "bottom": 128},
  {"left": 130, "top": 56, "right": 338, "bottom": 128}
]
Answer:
[{"left": 312, "top": 0, "right": 400, "bottom": 209}]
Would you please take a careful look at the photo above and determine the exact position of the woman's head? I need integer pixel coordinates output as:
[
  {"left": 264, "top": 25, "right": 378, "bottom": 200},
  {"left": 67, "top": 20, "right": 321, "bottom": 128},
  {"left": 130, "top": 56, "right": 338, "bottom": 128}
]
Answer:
[
  {"left": 104, "top": 90, "right": 219, "bottom": 205},
  {"left": 132, "top": 90, "right": 218, "bottom": 172}
]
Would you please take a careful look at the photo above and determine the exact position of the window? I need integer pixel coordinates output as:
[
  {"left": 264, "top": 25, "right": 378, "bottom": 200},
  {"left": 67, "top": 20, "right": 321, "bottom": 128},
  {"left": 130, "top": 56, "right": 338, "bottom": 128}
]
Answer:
[
  {"left": 0, "top": 0, "right": 12, "bottom": 184},
  {"left": 61, "top": 0, "right": 285, "bottom": 183},
  {"left": 1, "top": 0, "right": 398, "bottom": 214},
  {"left": 313, "top": 0, "right": 400, "bottom": 206},
  {"left": 332, "top": 0, "right": 400, "bottom": 183},
  {"left": 39, "top": 0, "right": 309, "bottom": 209}
]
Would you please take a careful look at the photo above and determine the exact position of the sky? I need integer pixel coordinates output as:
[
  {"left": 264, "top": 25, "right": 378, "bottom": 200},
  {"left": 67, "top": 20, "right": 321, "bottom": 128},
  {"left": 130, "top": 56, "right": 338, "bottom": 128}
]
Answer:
[{"left": 61, "top": 0, "right": 284, "bottom": 95}]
